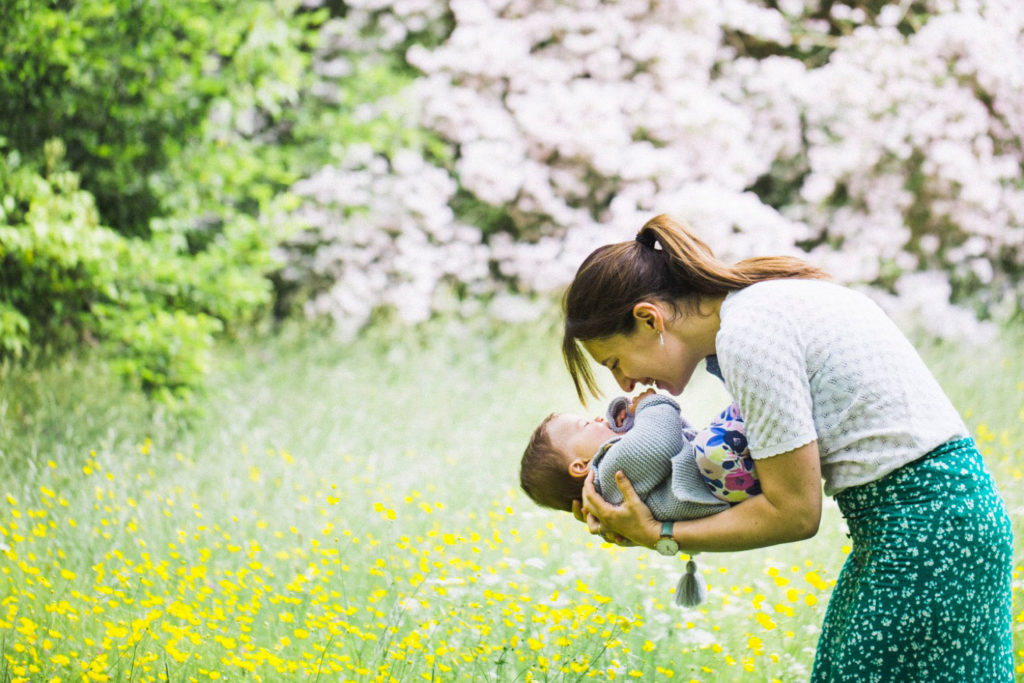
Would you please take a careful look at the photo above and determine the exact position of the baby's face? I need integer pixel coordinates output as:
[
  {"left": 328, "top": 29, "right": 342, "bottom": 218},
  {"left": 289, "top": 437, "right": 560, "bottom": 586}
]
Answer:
[{"left": 546, "top": 414, "right": 617, "bottom": 466}]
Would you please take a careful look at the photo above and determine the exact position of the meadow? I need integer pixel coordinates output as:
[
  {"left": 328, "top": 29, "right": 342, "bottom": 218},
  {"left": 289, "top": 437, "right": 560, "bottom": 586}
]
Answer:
[{"left": 0, "top": 314, "right": 1021, "bottom": 682}]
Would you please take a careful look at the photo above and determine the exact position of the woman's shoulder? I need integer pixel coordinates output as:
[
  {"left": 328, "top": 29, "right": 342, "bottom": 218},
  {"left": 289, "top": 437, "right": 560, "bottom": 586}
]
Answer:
[
  {"left": 721, "top": 279, "right": 875, "bottom": 325},
  {"left": 726, "top": 278, "right": 842, "bottom": 305},
  {"left": 717, "top": 280, "right": 875, "bottom": 363},
  {"left": 717, "top": 277, "right": 910, "bottom": 374}
]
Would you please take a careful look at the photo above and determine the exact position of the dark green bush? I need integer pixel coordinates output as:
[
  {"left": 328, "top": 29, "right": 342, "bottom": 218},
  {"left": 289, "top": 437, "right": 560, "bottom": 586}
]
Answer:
[
  {"left": 0, "top": 1, "right": 344, "bottom": 405},
  {"left": 0, "top": 0, "right": 444, "bottom": 405}
]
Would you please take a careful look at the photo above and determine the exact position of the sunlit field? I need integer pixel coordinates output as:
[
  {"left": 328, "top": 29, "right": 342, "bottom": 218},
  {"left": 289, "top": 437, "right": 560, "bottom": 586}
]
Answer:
[{"left": 1, "top": 316, "right": 1022, "bottom": 682}]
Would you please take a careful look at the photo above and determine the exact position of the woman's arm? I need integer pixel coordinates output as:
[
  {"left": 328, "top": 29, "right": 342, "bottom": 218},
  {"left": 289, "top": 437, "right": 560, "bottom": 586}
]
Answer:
[{"left": 580, "top": 441, "right": 822, "bottom": 550}]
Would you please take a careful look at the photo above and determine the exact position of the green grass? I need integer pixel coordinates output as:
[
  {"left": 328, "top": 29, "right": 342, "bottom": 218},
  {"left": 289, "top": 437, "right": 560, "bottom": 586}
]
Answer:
[{"left": 0, "top": 314, "right": 1021, "bottom": 682}]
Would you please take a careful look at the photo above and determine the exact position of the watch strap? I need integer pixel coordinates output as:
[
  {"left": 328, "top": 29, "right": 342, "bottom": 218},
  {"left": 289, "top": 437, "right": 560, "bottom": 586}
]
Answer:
[{"left": 660, "top": 521, "right": 674, "bottom": 538}]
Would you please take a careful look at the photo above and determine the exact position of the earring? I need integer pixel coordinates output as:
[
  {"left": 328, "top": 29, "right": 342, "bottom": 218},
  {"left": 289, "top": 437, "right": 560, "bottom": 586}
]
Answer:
[{"left": 659, "top": 332, "right": 665, "bottom": 347}]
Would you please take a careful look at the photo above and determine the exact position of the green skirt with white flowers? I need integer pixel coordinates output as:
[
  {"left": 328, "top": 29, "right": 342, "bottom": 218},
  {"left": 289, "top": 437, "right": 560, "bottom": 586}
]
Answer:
[{"left": 811, "top": 438, "right": 1014, "bottom": 682}]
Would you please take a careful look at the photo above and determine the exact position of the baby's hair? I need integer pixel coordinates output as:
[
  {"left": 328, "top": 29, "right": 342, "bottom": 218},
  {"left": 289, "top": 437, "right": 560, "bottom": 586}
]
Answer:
[{"left": 520, "top": 414, "right": 585, "bottom": 513}]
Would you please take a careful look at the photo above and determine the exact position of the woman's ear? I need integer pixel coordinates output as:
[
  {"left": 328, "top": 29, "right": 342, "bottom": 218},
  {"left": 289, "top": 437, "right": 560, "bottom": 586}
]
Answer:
[
  {"left": 568, "top": 459, "right": 591, "bottom": 478},
  {"left": 632, "top": 302, "right": 664, "bottom": 333}
]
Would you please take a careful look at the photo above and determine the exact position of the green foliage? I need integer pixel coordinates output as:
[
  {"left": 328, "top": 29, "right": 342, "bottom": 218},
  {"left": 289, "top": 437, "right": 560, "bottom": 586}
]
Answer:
[
  {"left": 0, "top": 301, "right": 29, "bottom": 358},
  {"left": 0, "top": 0, "right": 335, "bottom": 233},
  {"left": 0, "top": 0, "right": 427, "bottom": 404},
  {"left": 0, "top": 0, "right": 461, "bottom": 404},
  {"left": 0, "top": 140, "right": 117, "bottom": 353},
  {"left": 0, "top": 139, "right": 269, "bottom": 405},
  {"left": 1, "top": 0, "right": 214, "bottom": 235},
  {"left": 98, "top": 306, "right": 222, "bottom": 405}
]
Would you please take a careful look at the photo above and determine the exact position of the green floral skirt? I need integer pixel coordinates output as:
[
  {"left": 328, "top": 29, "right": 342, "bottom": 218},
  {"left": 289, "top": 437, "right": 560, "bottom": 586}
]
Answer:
[{"left": 811, "top": 438, "right": 1014, "bottom": 682}]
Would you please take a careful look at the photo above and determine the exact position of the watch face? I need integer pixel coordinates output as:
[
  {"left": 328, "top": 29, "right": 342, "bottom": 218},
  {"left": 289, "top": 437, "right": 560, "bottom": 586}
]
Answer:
[{"left": 655, "top": 537, "right": 679, "bottom": 556}]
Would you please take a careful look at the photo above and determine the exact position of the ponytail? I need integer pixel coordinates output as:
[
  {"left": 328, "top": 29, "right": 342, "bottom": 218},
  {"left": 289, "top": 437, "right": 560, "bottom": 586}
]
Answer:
[
  {"left": 563, "top": 214, "right": 829, "bottom": 401},
  {"left": 637, "top": 214, "right": 829, "bottom": 290}
]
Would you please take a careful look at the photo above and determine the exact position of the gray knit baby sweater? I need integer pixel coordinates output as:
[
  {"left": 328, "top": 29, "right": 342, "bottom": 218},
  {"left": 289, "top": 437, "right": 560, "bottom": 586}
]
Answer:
[{"left": 592, "top": 394, "right": 729, "bottom": 521}]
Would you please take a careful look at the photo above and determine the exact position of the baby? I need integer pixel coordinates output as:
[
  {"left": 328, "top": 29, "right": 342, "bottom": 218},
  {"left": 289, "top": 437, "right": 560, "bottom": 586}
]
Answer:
[
  {"left": 520, "top": 390, "right": 761, "bottom": 517},
  {"left": 520, "top": 390, "right": 761, "bottom": 606}
]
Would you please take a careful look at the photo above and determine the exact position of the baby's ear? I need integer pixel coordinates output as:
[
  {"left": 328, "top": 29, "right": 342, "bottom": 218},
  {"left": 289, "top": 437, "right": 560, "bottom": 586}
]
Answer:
[{"left": 568, "top": 459, "right": 591, "bottom": 478}]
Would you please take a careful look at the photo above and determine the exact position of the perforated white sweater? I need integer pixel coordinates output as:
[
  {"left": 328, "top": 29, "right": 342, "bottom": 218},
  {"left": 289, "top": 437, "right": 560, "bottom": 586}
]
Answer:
[{"left": 715, "top": 279, "right": 968, "bottom": 496}]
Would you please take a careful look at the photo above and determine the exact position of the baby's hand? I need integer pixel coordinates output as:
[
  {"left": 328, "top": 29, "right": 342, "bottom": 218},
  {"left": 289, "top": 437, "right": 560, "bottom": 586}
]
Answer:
[
  {"left": 629, "top": 388, "right": 656, "bottom": 412},
  {"left": 614, "top": 407, "right": 628, "bottom": 428}
]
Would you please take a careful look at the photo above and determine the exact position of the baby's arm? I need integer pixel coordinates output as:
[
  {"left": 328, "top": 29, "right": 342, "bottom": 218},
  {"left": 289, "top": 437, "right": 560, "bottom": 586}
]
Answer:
[
  {"left": 606, "top": 397, "right": 632, "bottom": 432},
  {"left": 615, "top": 403, "right": 629, "bottom": 429},
  {"left": 597, "top": 395, "right": 682, "bottom": 505},
  {"left": 607, "top": 388, "right": 658, "bottom": 432}
]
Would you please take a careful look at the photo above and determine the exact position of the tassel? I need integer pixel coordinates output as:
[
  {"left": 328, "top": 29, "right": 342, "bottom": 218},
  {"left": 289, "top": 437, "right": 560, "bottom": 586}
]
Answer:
[{"left": 675, "top": 557, "right": 707, "bottom": 607}]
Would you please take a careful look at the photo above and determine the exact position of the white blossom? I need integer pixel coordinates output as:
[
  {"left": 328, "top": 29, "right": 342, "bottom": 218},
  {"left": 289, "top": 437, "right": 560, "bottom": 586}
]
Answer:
[{"left": 282, "top": 0, "right": 1024, "bottom": 339}]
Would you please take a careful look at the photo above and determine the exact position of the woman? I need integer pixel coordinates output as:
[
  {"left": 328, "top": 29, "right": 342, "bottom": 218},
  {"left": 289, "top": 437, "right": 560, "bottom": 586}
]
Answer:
[{"left": 563, "top": 214, "right": 1013, "bottom": 681}]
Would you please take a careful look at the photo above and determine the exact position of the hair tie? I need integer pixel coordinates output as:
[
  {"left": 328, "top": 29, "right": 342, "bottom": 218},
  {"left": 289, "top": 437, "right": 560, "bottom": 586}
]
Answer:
[{"left": 635, "top": 230, "right": 657, "bottom": 249}]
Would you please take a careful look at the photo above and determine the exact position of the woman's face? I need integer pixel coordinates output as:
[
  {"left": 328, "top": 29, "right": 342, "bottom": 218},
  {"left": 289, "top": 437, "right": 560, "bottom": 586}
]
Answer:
[{"left": 582, "top": 299, "right": 721, "bottom": 396}]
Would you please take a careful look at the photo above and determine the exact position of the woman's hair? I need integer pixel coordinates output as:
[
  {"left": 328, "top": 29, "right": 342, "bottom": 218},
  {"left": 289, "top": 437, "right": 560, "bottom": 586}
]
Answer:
[
  {"left": 520, "top": 414, "right": 583, "bottom": 513},
  {"left": 563, "top": 213, "right": 830, "bottom": 401}
]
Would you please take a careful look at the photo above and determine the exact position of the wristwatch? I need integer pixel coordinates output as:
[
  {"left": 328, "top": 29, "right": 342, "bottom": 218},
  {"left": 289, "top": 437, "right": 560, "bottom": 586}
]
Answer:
[{"left": 654, "top": 521, "right": 679, "bottom": 556}]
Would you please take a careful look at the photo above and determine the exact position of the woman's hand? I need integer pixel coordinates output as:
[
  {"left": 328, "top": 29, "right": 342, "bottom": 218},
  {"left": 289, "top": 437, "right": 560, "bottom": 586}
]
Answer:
[{"left": 578, "top": 470, "right": 658, "bottom": 548}]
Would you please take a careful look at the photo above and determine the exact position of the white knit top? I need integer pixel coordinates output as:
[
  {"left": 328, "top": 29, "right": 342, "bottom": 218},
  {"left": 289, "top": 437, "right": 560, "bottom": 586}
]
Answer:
[{"left": 715, "top": 279, "right": 969, "bottom": 496}]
